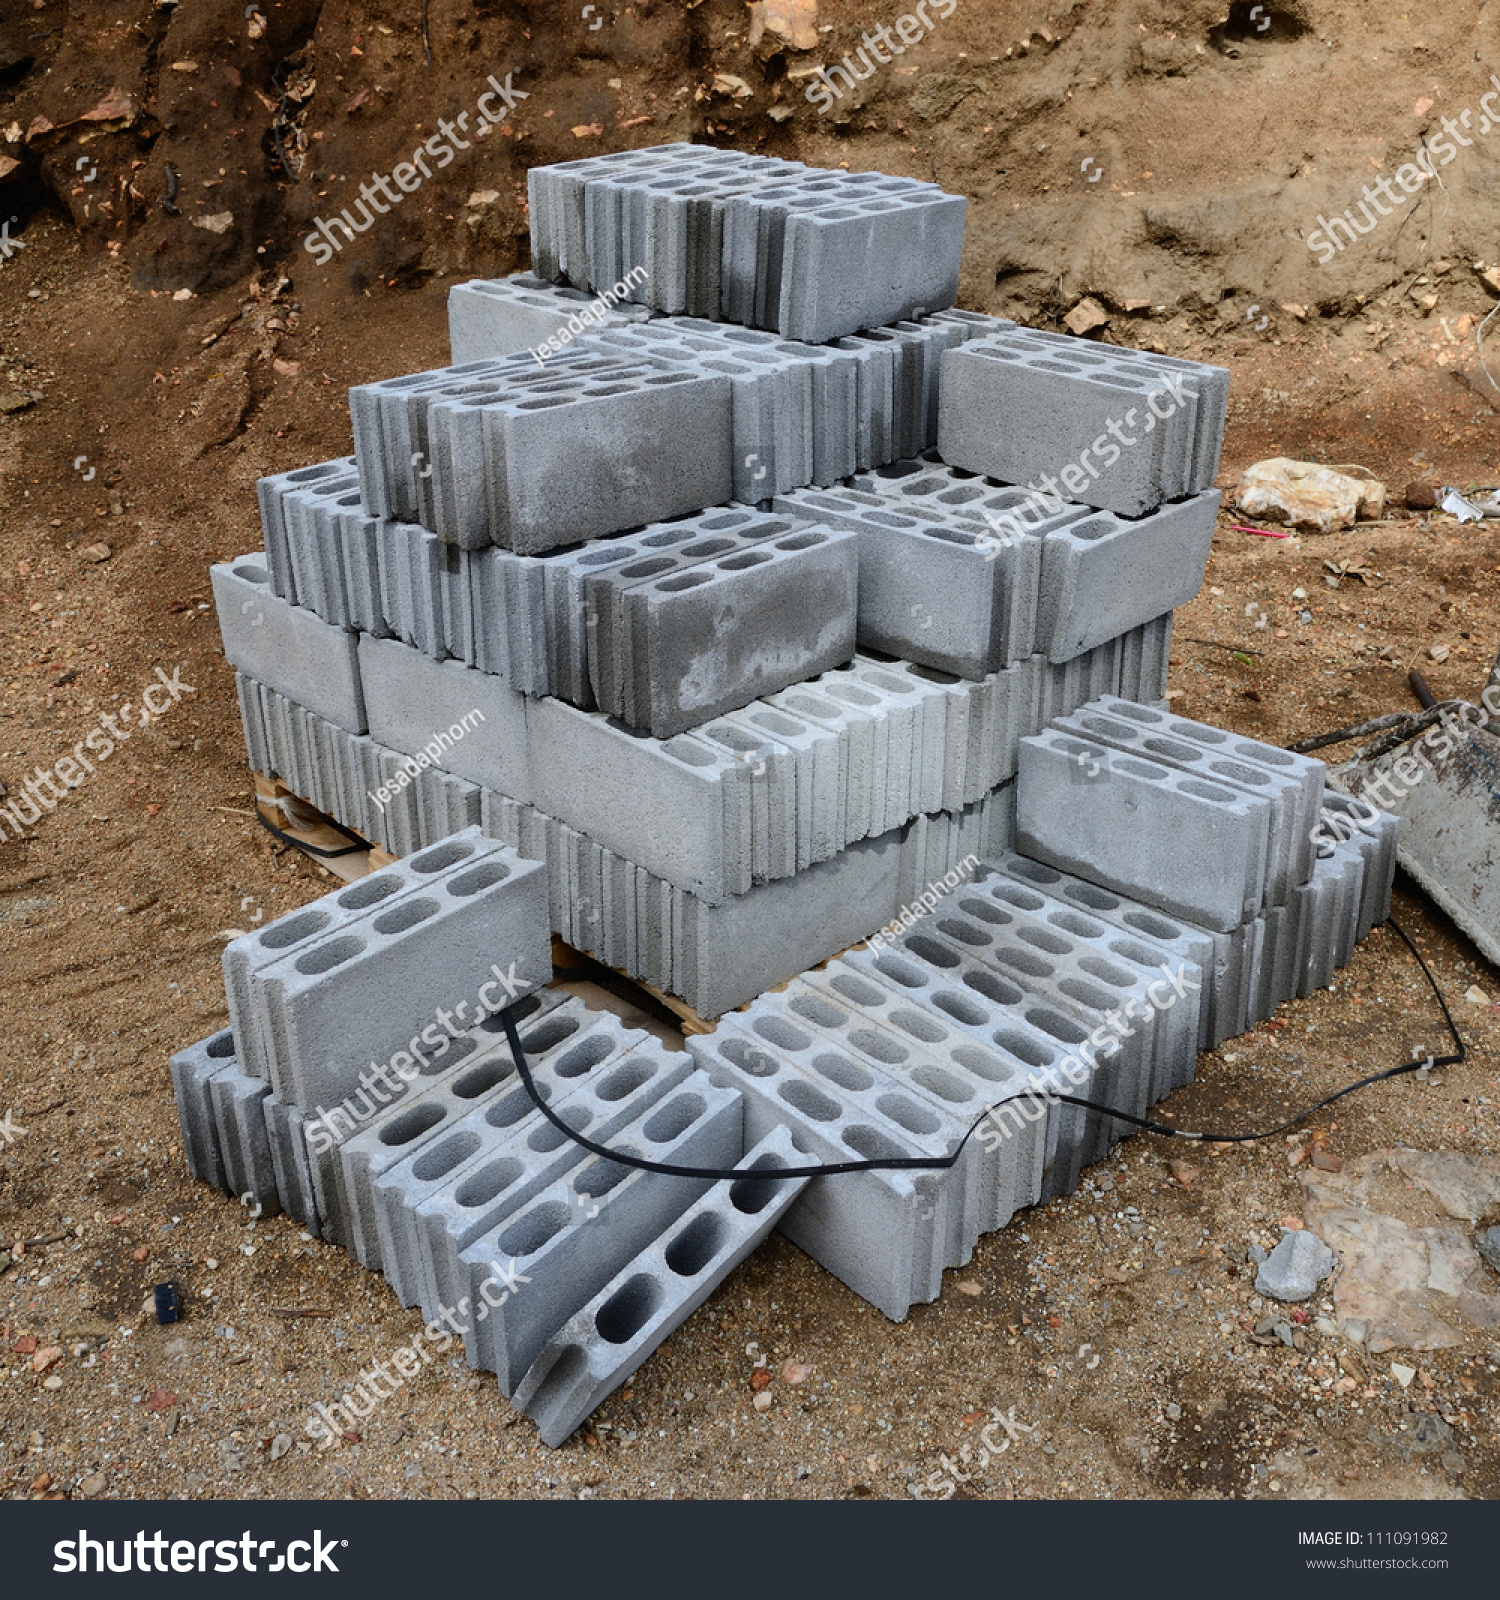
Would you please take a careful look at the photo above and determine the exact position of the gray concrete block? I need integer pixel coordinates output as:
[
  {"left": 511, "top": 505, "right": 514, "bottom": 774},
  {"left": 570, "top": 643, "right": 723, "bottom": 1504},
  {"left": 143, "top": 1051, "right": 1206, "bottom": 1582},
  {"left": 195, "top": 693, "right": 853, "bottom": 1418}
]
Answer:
[
  {"left": 256, "top": 457, "right": 357, "bottom": 607},
  {"left": 449, "top": 273, "right": 655, "bottom": 364},
  {"left": 986, "top": 851, "right": 1227, "bottom": 1050},
  {"left": 1318, "top": 787, "right": 1399, "bottom": 935},
  {"left": 760, "top": 969, "right": 1043, "bottom": 1239},
  {"left": 223, "top": 855, "right": 441, "bottom": 1082},
  {"left": 676, "top": 827, "right": 903, "bottom": 1017},
  {"left": 409, "top": 1026, "right": 695, "bottom": 1319},
  {"left": 208, "top": 1063, "right": 282, "bottom": 1217},
  {"left": 427, "top": 362, "right": 732, "bottom": 554},
  {"left": 513, "top": 1126, "right": 807, "bottom": 1446},
  {"left": 1056, "top": 697, "right": 1305, "bottom": 908},
  {"left": 1017, "top": 726, "right": 1274, "bottom": 932},
  {"left": 333, "top": 1028, "right": 550, "bottom": 1268},
  {"left": 235, "top": 671, "right": 272, "bottom": 776},
  {"left": 256, "top": 833, "right": 552, "bottom": 1109},
  {"left": 937, "top": 337, "right": 1189, "bottom": 516},
  {"left": 460, "top": 1074, "right": 741, "bottom": 1390},
  {"left": 262, "top": 1093, "right": 321, "bottom": 1236},
  {"left": 775, "top": 486, "right": 1010, "bottom": 679},
  {"left": 686, "top": 1032, "right": 945, "bottom": 1320},
  {"left": 587, "top": 513, "right": 856, "bottom": 739},
  {"left": 835, "top": 943, "right": 1076, "bottom": 1203},
  {"left": 1119, "top": 703, "right": 1327, "bottom": 890},
  {"left": 527, "top": 694, "right": 751, "bottom": 902},
  {"left": 1035, "top": 492, "right": 1220, "bottom": 664},
  {"left": 277, "top": 467, "right": 363, "bottom": 628},
  {"left": 357, "top": 633, "right": 533, "bottom": 805},
  {"left": 306, "top": 987, "right": 565, "bottom": 1252},
  {"left": 211, "top": 555, "right": 367, "bottom": 733},
  {"left": 356, "top": 1007, "right": 651, "bottom": 1277},
  {"left": 170, "top": 1029, "right": 239, "bottom": 1191}
]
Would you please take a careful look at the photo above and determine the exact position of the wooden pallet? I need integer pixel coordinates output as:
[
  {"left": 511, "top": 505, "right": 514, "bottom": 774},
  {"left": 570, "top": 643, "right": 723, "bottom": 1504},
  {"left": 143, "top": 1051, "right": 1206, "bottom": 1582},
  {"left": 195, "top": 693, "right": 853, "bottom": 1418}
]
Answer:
[
  {"left": 551, "top": 936, "right": 718, "bottom": 1036},
  {"left": 252, "top": 772, "right": 396, "bottom": 883}
]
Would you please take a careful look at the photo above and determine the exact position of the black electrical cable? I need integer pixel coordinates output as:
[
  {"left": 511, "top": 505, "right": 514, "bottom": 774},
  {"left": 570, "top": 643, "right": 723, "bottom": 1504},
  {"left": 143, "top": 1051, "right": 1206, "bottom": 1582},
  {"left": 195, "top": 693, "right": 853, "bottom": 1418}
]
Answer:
[{"left": 495, "top": 916, "right": 1466, "bottom": 1184}]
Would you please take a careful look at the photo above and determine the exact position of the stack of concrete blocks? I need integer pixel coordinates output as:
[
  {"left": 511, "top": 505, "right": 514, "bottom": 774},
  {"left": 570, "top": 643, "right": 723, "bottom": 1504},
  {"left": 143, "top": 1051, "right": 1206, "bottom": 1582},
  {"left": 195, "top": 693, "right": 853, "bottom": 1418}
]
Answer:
[
  {"left": 527, "top": 143, "right": 967, "bottom": 343},
  {"left": 218, "top": 144, "right": 1234, "bottom": 1026},
  {"left": 171, "top": 842, "right": 815, "bottom": 1446},
  {"left": 1015, "top": 698, "right": 1399, "bottom": 1030}
]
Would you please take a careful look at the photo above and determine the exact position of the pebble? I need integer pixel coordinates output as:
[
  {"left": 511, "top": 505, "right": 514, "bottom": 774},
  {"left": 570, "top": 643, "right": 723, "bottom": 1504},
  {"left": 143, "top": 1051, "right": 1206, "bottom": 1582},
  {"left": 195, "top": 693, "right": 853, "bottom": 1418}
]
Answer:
[
  {"left": 1255, "top": 1228, "right": 1335, "bottom": 1302},
  {"left": 270, "top": 1432, "right": 293, "bottom": 1460},
  {"left": 1477, "top": 1226, "right": 1500, "bottom": 1275},
  {"left": 78, "top": 1472, "right": 108, "bottom": 1497}
]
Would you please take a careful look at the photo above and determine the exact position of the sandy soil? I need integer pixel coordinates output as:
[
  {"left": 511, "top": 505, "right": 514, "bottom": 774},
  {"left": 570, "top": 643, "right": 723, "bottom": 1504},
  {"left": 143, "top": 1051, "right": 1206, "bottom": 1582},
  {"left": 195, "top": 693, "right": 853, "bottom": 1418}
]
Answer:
[{"left": 1, "top": 0, "right": 1498, "bottom": 1502}]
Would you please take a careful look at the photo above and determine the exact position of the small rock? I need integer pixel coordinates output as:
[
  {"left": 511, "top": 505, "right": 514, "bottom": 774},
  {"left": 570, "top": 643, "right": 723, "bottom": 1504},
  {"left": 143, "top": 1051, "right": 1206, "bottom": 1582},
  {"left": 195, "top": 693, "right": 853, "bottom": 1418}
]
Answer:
[
  {"left": 1169, "top": 1158, "right": 1200, "bottom": 1188},
  {"left": 0, "top": 390, "right": 35, "bottom": 414},
  {"left": 42, "top": 1374, "right": 63, "bottom": 1389},
  {"left": 1236, "top": 457, "right": 1386, "bottom": 532},
  {"left": 781, "top": 1360, "right": 814, "bottom": 1385},
  {"left": 1164, "top": 1402, "right": 1182, "bottom": 1421},
  {"left": 78, "top": 1472, "right": 107, "bottom": 1497},
  {"left": 752, "top": 1390, "right": 774, "bottom": 1411},
  {"left": 1429, "top": 644, "right": 1451, "bottom": 663},
  {"left": 218, "top": 1439, "right": 246, "bottom": 1472},
  {"left": 1405, "top": 480, "right": 1439, "bottom": 511},
  {"left": 954, "top": 1280, "right": 982, "bottom": 1296},
  {"left": 191, "top": 211, "right": 234, "bottom": 235},
  {"left": 146, "top": 1388, "right": 177, "bottom": 1412},
  {"left": 1390, "top": 1362, "right": 1416, "bottom": 1388},
  {"left": 1476, "top": 1226, "right": 1500, "bottom": 1274},
  {"left": 1310, "top": 1148, "right": 1343, "bottom": 1173},
  {"left": 1064, "top": 296, "right": 1110, "bottom": 337},
  {"left": 1255, "top": 1228, "right": 1335, "bottom": 1302},
  {"left": 79, "top": 542, "right": 112, "bottom": 563},
  {"left": 1464, "top": 985, "right": 1492, "bottom": 1006},
  {"left": 269, "top": 1432, "right": 293, "bottom": 1460},
  {"left": 1248, "top": 1243, "right": 1268, "bottom": 1267},
  {"left": 30, "top": 1347, "right": 63, "bottom": 1373},
  {"left": 750, "top": 1368, "right": 772, "bottom": 1392}
]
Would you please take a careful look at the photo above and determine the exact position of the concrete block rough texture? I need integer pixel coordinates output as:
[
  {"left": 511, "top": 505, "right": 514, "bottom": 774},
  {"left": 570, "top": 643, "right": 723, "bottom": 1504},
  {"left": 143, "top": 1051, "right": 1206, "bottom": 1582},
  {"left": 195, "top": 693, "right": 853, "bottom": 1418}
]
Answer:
[
  {"left": 513, "top": 1127, "right": 808, "bottom": 1446},
  {"left": 1017, "top": 728, "right": 1273, "bottom": 933},
  {"left": 211, "top": 556, "right": 367, "bottom": 734}
]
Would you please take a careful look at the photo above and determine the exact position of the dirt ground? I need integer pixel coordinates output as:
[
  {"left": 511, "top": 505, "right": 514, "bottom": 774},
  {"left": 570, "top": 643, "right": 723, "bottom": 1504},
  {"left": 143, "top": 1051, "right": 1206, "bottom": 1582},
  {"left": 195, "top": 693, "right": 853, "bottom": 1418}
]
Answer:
[{"left": 2, "top": 0, "right": 1499, "bottom": 1502}]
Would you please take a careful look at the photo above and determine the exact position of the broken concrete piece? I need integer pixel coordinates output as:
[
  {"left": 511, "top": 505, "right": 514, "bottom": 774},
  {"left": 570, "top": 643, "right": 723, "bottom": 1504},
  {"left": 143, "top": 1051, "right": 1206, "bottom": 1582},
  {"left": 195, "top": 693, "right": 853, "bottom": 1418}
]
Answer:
[
  {"left": 1301, "top": 1153, "right": 1500, "bottom": 1351},
  {"left": 1255, "top": 1227, "right": 1335, "bottom": 1302},
  {"left": 1235, "top": 458, "right": 1386, "bottom": 532}
]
